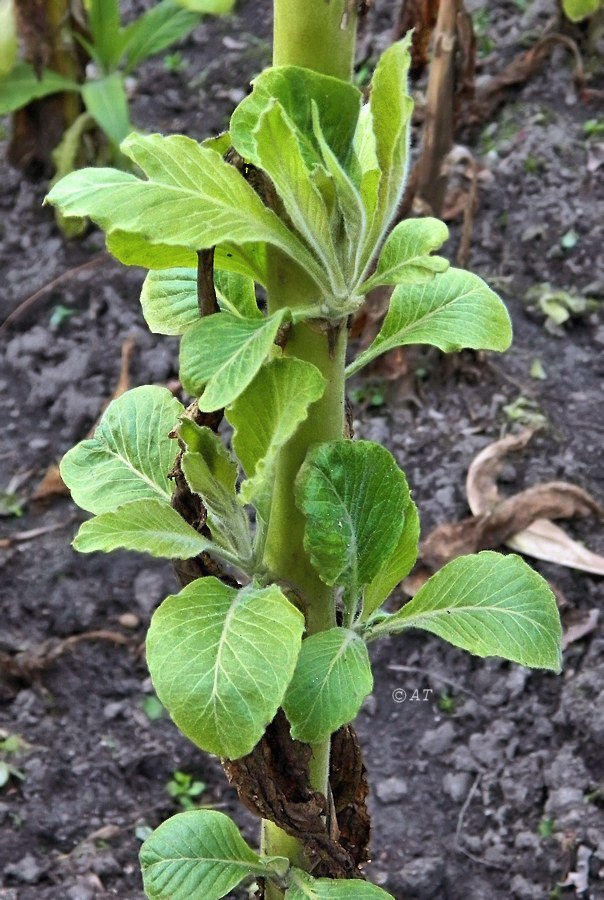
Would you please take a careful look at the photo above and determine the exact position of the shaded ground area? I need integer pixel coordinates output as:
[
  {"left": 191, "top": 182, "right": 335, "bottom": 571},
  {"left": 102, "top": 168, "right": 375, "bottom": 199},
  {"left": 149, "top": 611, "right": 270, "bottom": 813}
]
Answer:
[{"left": 1, "top": 1, "right": 603, "bottom": 897}]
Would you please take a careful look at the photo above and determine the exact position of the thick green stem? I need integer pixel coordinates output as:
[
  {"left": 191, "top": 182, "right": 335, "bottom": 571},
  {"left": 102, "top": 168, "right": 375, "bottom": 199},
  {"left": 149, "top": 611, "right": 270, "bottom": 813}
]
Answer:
[
  {"left": 261, "top": 6, "right": 358, "bottom": 895},
  {"left": 273, "top": 0, "right": 357, "bottom": 79}
]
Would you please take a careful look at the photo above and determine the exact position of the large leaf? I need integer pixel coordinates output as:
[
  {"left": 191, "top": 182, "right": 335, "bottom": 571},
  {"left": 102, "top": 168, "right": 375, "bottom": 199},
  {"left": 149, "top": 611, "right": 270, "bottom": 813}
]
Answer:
[
  {"left": 347, "top": 268, "right": 512, "bottom": 377},
  {"left": 180, "top": 420, "right": 252, "bottom": 561},
  {"left": 73, "top": 498, "right": 212, "bottom": 558},
  {"left": 146, "top": 579, "right": 304, "bottom": 758},
  {"left": 283, "top": 628, "right": 372, "bottom": 743},
  {"left": 252, "top": 100, "right": 342, "bottom": 293},
  {"left": 0, "top": 63, "right": 80, "bottom": 115},
  {"left": 230, "top": 65, "right": 361, "bottom": 169},
  {"left": 361, "top": 218, "right": 449, "bottom": 292},
  {"left": 363, "top": 36, "right": 414, "bottom": 257},
  {"left": 140, "top": 268, "right": 260, "bottom": 335},
  {"left": 296, "top": 441, "right": 408, "bottom": 603},
  {"left": 60, "top": 386, "right": 183, "bottom": 514},
  {"left": 362, "top": 486, "right": 419, "bottom": 621},
  {"left": 179, "top": 309, "right": 288, "bottom": 411},
  {"left": 141, "top": 810, "right": 287, "bottom": 900},
  {"left": 228, "top": 358, "right": 326, "bottom": 521},
  {"left": 286, "top": 870, "right": 394, "bottom": 899},
  {"left": 107, "top": 231, "right": 269, "bottom": 284},
  {"left": 82, "top": 73, "right": 131, "bottom": 146},
  {"left": 368, "top": 551, "right": 562, "bottom": 671},
  {"left": 121, "top": 0, "right": 200, "bottom": 73},
  {"left": 46, "top": 134, "right": 324, "bottom": 287}
]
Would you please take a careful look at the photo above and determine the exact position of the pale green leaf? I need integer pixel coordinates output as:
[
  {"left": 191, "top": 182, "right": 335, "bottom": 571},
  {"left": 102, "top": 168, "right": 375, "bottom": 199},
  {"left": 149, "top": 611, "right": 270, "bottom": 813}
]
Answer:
[
  {"left": 87, "top": 0, "right": 122, "bottom": 70},
  {"left": 180, "top": 421, "right": 252, "bottom": 561},
  {"left": 351, "top": 104, "right": 380, "bottom": 226},
  {"left": 362, "top": 488, "right": 419, "bottom": 621},
  {"left": 296, "top": 441, "right": 408, "bottom": 602},
  {"left": 311, "top": 103, "right": 366, "bottom": 279},
  {"left": 82, "top": 73, "right": 131, "bottom": 146},
  {"left": 146, "top": 578, "right": 304, "bottom": 758},
  {"left": 175, "top": 0, "right": 236, "bottom": 12},
  {"left": 283, "top": 628, "right": 372, "bottom": 743},
  {"left": 60, "top": 386, "right": 183, "bottom": 514},
  {"left": 252, "top": 101, "right": 342, "bottom": 292},
  {"left": 230, "top": 66, "right": 361, "bottom": 169},
  {"left": 73, "top": 498, "right": 211, "bottom": 558},
  {"left": 140, "top": 809, "right": 279, "bottom": 900},
  {"left": 0, "top": 0, "right": 18, "bottom": 78},
  {"left": 179, "top": 309, "right": 288, "bottom": 411},
  {"left": 0, "top": 63, "right": 80, "bottom": 115},
  {"left": 361, "top": 218, "right": 450, "bottom": 292},
  {"left": 46, "top": 134, "right": 324, "bottom": 287},
  {"left": 347, "top": 268, "right": 512, "bottom": 377},
  {"left": 368, "top": 551, "right": 562, "bottom": 671},
  {"left": 121, "top": 0, "right": 200, "bottom": 73},
  {"left": 562, "top": 0, "right": 601, "bottom": 21},
  {"left": 361, "top": 37, "right": 414, "bottom": 263},
  {"left": 228, "top": 358, "right": 326, "bottom": 521},
  {"left": 107, "top": 231, "right": 268, "bottom": 284},
  {"left": 140, "top": 268, "right": 260, "bottom": 335},
  {"left": 286, "top": 869, "right": 394, "bottom": 899}
]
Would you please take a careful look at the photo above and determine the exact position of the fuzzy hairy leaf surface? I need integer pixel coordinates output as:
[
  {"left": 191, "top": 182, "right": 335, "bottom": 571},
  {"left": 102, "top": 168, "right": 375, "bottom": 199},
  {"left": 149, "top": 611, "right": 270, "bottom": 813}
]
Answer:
[
  {"left": 179, "top": 309, "right": 288, "bottom": 411},
  {"left": 60, "top": 386, "right": 182, "bottom": 514},
  {"left": 296, "top": 441, "right": 408, "bottom": 601},
  {"left": 46, "top": 134, "right": 322, "bottom": 285},
  {"left": 230, "top": 65, "right": 361, "bottom": 169},
  {"left": 347, "top": 268, "right": 512, "bottom": 376},
  {"left": 361, "top": 218, "right": 449, "bottom": 291},
  {"left": 286, "top": 870, "right": 394, "bottom": 899},
  {"left": 369, "top": 551, "right": 562, "bottom": 671},
  {"left": 228, "top": 358, "right": 326, "bottom": 521},
  {"left": 73, "top": 498, "right": 211, "bottom": 558},
  {"left": 362, "top": 487, "right": 419, "bottom": 620},
  {"left": 283, "top": 628, "right": 373, "bottom": 742},
  {"left": 146, "top": 579, "right": 304, "bottom": 758},
  {"left": 140, "top": 809, "right": 285, "bottom": 900}
]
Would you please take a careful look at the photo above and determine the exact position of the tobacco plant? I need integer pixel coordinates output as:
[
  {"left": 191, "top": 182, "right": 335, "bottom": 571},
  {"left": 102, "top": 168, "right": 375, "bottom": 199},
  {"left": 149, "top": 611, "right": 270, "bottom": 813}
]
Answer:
[{"left": 47, "top": 1, "right": 562, "bottom": 897}]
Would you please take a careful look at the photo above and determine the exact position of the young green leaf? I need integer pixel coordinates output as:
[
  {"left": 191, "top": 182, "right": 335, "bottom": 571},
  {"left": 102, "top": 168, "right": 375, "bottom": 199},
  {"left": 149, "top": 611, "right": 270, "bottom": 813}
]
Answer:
[
  {"left": 180, "top": 423, "right": 252, "bottom": 561},
  {"left": 72, "top": 499, "right": 212, "bottom": 559},
  {"left": 46, "top": 134, "right": 325, "bottom": 288},
  {"left": 360, "top": 218, "right": 449, "bottom": 292},
  {"left": 351, "top": 104, "right": 380, "bottom": 226},
  {"left": 362, "top": 489, "right": 420, "bottom": 621},
  {"left": 140, "top": 268, "right": 260, "bottom": 335},
  {"left": 252, "top": 100, "right": 343, "bottom": 294},
  {"left": 362, "top": 36, "right": 413, "bottom": 258},
  {"left": 296, "top": 441, "right": 408, "bottom": 603},
  {"left": 561, "top": 0, "right": 601, "bottom": 22},
  {"left": 230, "top": 65, "right": 361, "bottom": 169},
  {"left": 60, "top": 386, "right": 183, "bottom": 514},
  {"left": 286, "top": 869, "right": 394, "bottom": 899},
  {"left": 175, "top": 0, "right": 236, "bottom": 12},
  {"left": 179, "top": 309, "right": 289, "bottom": 411},
  {"left": 146, "top": 578, "right": 304, "bottom": 758},
  {"left": 367, "top": 551, "right": 562, "bottom": 671},
  {"left": 82, "top": 73, "right": 131, "bottom": 147},
  {"left": 0, "top": 63, "right": 80, "bottom": 115},
  {"left": 283, "top": 628, "right": 373, "bottom": 743},
  {"left": 347, "top": 268, "right": 512, "bottom": 377},
  {"left": 87, "top": 0, "right": 123, "bottom": 71},
  {"left": 227, "top": 358, "right": 326, "bottom": 521},
  {"left": 140, "top": 809, "right": 286, "bottom": 900},
  {"left": 121, "top": 0, "right": 200, "bottom": 74}
]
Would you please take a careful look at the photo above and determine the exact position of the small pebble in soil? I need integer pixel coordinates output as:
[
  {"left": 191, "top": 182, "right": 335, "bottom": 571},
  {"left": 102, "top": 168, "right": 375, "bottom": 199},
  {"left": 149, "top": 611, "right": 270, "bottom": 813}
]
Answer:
[
  {"left": 375, "top": 776, "right": 409, "bottom": 804},
  {"left": 4, "top": 854, "right": 46, "bottom": 885},
  {"left": 442, "top": 770, "right": 472, "bottom": 803},
  {"left": 419, "top": 720, "right": 455, "bottom": 756},
  {"left": 394, "top": 855, "right": 445, "bottom": 899}
]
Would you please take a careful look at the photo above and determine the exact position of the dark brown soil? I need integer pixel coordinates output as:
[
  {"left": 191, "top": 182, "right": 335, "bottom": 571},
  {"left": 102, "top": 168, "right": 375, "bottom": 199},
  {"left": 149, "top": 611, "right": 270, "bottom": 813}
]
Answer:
[{"left": 1, "top": 1, "right": 603, "bottom": 898}]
